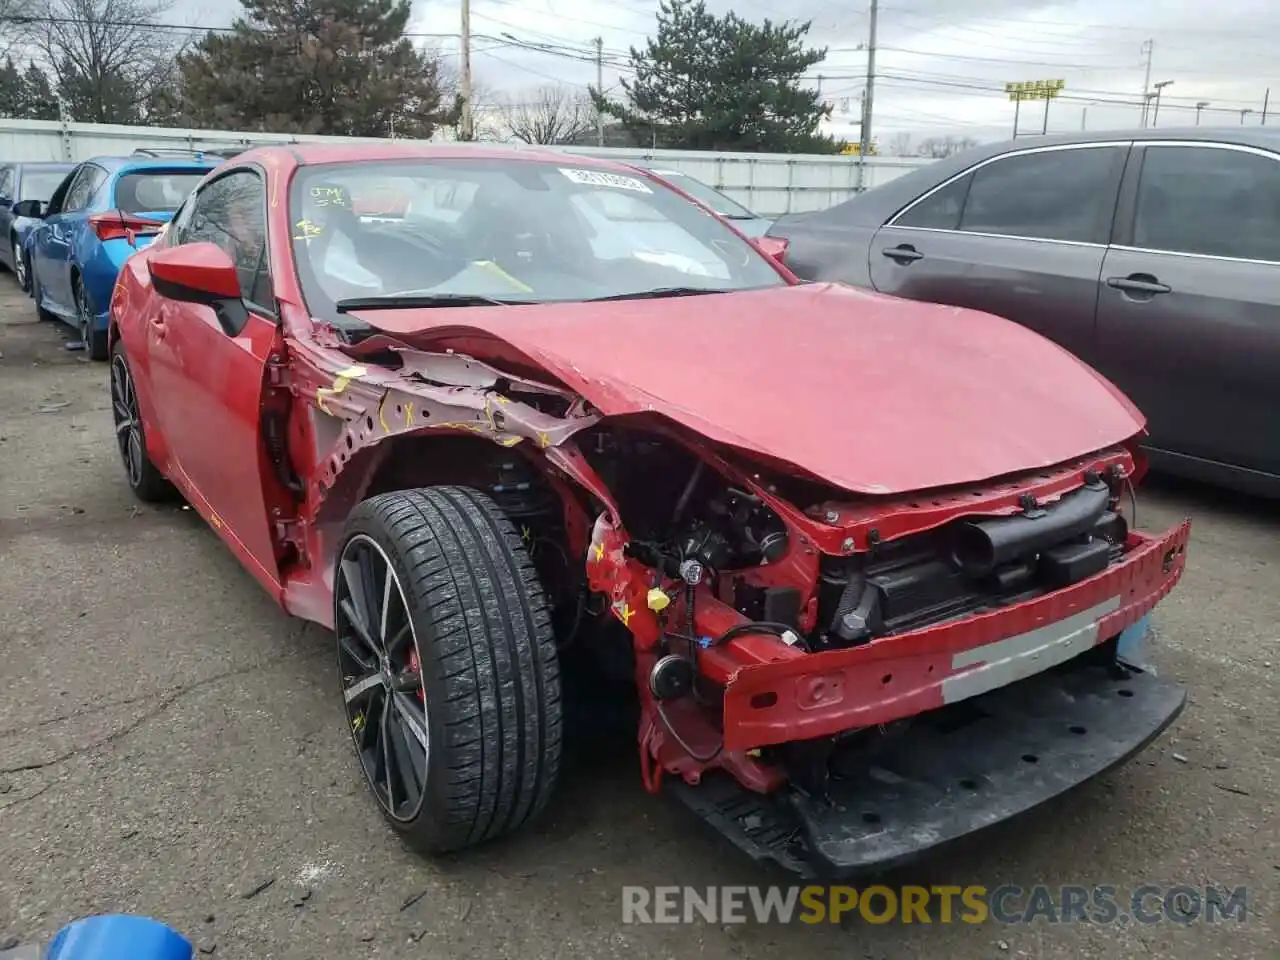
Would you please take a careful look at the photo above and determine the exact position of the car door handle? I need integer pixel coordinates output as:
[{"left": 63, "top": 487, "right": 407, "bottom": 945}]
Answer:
[
  {"left": 881, "top": 245, "right": 924, "bottom": 264},
  {"left": 1106, "top": 275, "right": 1171, "bottom": 295}
]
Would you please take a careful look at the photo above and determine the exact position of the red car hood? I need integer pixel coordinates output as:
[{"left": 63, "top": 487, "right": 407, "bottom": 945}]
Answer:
[{"left": 355, "top": 283, "right": 1146, "bottom": 495}]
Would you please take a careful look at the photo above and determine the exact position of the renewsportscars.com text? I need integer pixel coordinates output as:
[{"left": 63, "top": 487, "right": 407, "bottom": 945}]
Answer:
[{"left": 621, "top": 884, "right": 1249, "bottom": 925}]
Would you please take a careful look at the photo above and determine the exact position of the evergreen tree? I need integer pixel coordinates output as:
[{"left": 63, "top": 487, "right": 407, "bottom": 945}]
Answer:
[
  {"left": 0, "top": 58, "right": 22, "bottom": 117},
  {"left": 592, "top": 0, "right": 842, "bottom": 154},
  {"left": 175, "top": 0, "right": 454, "bottom": 138},
  {"left": 0, "top": 59, "right": 61, "bottom": 120},
  {"left": 19, "top": 62, "right": 59, "bottom": 120}
]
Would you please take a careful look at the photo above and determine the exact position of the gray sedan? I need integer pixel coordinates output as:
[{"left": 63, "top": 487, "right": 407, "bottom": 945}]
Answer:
[{"left": 768, "top": 128, "right": 1280, "bottom": 497}]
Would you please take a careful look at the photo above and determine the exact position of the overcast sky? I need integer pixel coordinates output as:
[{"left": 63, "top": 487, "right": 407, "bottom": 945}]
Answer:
[{"left": 181, "top": 0, "right": 1279, "bottom": 148}]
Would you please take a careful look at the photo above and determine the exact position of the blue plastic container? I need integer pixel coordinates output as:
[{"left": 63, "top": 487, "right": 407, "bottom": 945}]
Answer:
[{"left": 44, "top": 915, "right": 192, "bottom": 960}]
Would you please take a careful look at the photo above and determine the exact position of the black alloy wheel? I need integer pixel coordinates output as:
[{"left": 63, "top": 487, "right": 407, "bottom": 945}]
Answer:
[
  {"left": 336, "top": 533, "right": 431, "bottom": 824},
  {"left": 75, "top": 275, "right": 108, "bottom": 360},
  {"left": 109, "top": 340, "right": 174, "bottom": 502}
]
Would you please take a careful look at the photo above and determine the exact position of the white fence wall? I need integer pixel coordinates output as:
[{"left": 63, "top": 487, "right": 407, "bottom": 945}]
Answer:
[{"left": 0, "top": 118, "right": 935, "bottom": 218}]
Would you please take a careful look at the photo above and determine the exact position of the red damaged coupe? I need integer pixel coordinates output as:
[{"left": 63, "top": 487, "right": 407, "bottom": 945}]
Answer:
[{"left": 107, "top": 143, "right": 1190, "bottom": 877}]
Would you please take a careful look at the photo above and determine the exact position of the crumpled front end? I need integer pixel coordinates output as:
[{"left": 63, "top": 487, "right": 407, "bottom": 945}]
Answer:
[
  {"left": 280, "top": 325, "right": 1189, "bottom": 877},
  {"left": 576, "top": 429, "right": 1189, "bottom": 875}
]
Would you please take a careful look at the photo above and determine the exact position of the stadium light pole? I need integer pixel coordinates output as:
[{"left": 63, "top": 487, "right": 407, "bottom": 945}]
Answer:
[{"left": 1151, "top": 80, "right": 1173, "bottom": 127}]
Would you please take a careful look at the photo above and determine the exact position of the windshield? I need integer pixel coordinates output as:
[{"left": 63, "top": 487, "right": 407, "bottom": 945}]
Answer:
[
  {"left": 20, "top": 170, "right": 72, "bottom": 203},
  {"left": 647, "top": 169, "right": 758, "bottom": 220},
  {"left": 116, "top": 171, "right": 208, "bottom": 215},
  {"left": 288, "top": 158, "right": 785, "bottom": 324}
]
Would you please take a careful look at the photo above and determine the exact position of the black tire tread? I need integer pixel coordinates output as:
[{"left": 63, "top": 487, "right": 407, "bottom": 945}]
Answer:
[{"left": 342, "top": 485, "right": 562, "bottom": 853}]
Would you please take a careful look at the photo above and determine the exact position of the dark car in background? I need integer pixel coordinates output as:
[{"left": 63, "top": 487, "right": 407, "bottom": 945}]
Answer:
[
  {"left": 768, "top": 128, "right": 1280, "bottom": 497},
  {"left": 629, "top": 163, "right": 773, "bottom": 237},
  {"left": 0, "top": 161, "right": 76, "bottom": 291}
]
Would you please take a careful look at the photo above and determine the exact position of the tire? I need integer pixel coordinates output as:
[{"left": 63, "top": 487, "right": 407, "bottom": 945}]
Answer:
[
  {"left": 110, "top": 339, "right": 176, "bottom": 503},
  {"left": 75, "top": 274, "right": 108, "bottom": 361},
  {"left": 335, "top": 486, "right": 563, "bottom": 855},
  {"left": 13, "top": 241, "right": 29, "bottom": 293}
]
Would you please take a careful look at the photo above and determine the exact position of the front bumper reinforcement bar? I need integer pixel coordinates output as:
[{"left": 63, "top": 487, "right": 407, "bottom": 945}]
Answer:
[{"left": 667, "top": 656, "right": 1186, "bottom": 878}]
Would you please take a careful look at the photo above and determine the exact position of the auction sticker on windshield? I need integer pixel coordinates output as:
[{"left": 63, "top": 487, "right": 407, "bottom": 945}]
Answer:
[{"left": 559, "top": 168, "right": 653, "bottom": 193}]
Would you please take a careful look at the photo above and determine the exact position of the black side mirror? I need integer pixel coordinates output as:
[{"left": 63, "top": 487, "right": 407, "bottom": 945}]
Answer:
[{"left": 12, "top": 199, "right": 45, "bottom": 218}]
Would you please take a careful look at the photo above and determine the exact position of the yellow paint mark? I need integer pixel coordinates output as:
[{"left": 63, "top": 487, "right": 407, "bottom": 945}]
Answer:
[
  {"left": 293, "top": 218, "right": 324, "bottom": 242},
  {"left": 404, "top": 401, "right": 414, "bottom": 427},
  {"left": 474, "top": 259, "right": 534, "bottom": 292},
  {"left": 492, "top": 394, "right": 510, "bottom": 406},
  {"left": 613, "top": 601, "right": 635, "bottom": 627},
  {"left": 537, "top": 430, "right": 552, "bottom": 448},
  {"left": 497, "top": 436, "right": 523, "bottom": 447},
  {"left": 377, "top": 393, "right": 391, "bottom": 434},
  {"left": 646, "top": 587, "right": 671, "bottom": 612},
  {"left": 211, "top": 512, "right": 223, "bottom": 529},
  {"left": 592, "top": 542, "right": 605, "bottom": 562},
  {"left": 315, "top": 366, "right": 368, "bottom": 414},
  {"left": 432, "top": 421, "right": 489, "bottom": 435}
]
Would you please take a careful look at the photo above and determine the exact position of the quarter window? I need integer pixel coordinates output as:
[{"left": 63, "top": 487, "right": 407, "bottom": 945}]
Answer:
[
  {"left": 179, "top": 170, "right": 272, "bottom": 308},
  {"left": 957, "top": 147, "right": 1123, "bottom": 244},
  {"left": 62, "top": 165, "right": 106, "bottom": 213},
  {"left": 1132, "top": 145, "right": 1280, "bottom": 262}
]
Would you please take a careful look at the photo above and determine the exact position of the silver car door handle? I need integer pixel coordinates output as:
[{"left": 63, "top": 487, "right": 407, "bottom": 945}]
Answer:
[
  {"left": 881, "top": 245, "right": 924, "bottom": 263},
  {"left": 1106, "top": 275, "right": 1171, "bottom": 295}
]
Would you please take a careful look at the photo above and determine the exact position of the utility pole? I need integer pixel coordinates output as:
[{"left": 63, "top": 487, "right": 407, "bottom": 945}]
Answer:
[
  {"left": 460, "top": 0, "right": 473, "bottom": 140},
  {"left": 595, "top": 37, "right": 605, "bottom": 146},
  {"left": 858, "top": 0, "right": 878, "bottom": 162},
  {"left": 1241, "top": 108, "right": 1253, "bottom": 125},
  {"left": 1195, "top": 101, "right": 1209, "bottom": 125},
  {"left": 1263, "top": 88, "right": 1270, "bottom": 125},
  {"left": 1139, "top": 39, "right": 1154, "bottom": 127}
]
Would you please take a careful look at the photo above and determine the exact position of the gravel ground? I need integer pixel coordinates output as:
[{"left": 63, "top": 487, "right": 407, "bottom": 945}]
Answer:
[{"left": 0, "top": 274, "right": 1274, "bottom": 959}]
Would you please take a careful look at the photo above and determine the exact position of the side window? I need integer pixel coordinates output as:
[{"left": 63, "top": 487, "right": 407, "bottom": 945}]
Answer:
[
  {"left": 958, "top": 147, "right": 1123, "bottom": 244},
  {"left": 895, "top": 174, "right": 972, "bottom": 230},
  {"left": 181, "top": 170, "right": 272, "bottom": 309},
  {"left": 168, "top": 193, "right": 198, "bottom": 242},
  {"left": 62, "top": 165, "right": 106, "bottom": 213},
  {"left": 0, "top": 168, "right": 14, "bottom": 201},
  {"left": 1132, "top": 145, "right": 1280, "bottom": 262}
]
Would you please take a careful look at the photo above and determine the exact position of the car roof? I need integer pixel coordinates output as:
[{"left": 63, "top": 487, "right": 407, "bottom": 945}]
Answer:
[
  {"left": 236, "top": 141, "right": 647, "bottom": 174},
  {"left": 86, "top": 155, "right": 221, "bottom": 175},
  {"left": 11, "top": 161, "right": 76, "bottom": 171},
  {"left": 798, "top": 125, "right": 1280, "bottom": 227}
]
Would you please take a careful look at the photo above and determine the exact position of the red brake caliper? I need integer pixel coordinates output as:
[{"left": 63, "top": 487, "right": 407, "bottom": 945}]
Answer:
[{"left": 407, "top": 647, "right": 425, "bottom": 703}]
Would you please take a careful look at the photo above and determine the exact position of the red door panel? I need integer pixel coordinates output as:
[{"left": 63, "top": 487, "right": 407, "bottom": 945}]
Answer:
[{"left": 146, "top": 300, "right": 282, "bottom": 595}]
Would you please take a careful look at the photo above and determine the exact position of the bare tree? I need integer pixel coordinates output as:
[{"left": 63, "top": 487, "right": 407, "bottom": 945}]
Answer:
[
  {"left": 887, "top": 131, "right": 914, "bottom": 156},
  {"left": 0, "top": 0, "right": 37, "bottom": 60},
  {"left": 916, "top": 135, "right": 980, "bottom": 159},
  {"left": 20, "top": 0, "right": 189, "bottom": 124},
  {"left": 499, "top": 85, "right": 595, "bottom": 145}
]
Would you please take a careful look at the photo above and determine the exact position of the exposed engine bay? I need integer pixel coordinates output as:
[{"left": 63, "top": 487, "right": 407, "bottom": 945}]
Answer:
[
  {"left": 519, "top": 425, "right": 1135, "bottom": 648},
  {"left": 469, "top": 423, "right": 1144, "bottom": 745}
]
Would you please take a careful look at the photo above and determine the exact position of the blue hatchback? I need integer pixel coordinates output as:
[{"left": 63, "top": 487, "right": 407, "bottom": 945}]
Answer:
[{"left": 22, "top": 151, "right": 222, "bottom": 359}]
